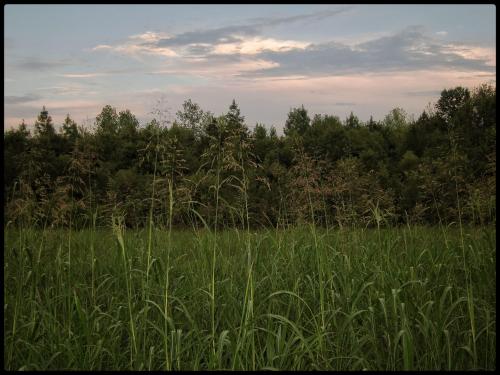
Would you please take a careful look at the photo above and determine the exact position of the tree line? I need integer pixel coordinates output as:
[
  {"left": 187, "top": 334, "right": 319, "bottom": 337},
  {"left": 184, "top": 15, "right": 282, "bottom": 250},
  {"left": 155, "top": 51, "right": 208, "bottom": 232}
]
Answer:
[{"left": 4, "top": 84, "right": 496, "bottom": 229}]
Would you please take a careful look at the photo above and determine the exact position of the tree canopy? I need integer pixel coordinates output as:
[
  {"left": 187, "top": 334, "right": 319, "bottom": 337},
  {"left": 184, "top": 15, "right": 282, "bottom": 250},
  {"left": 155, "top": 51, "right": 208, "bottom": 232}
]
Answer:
[{"left": 4, "top": 85, "right": 496, "bottom": 229}]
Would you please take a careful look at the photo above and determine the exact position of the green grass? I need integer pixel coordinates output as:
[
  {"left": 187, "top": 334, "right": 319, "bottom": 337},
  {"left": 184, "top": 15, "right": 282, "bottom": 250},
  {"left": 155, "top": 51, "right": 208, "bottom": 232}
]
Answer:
[{"left": 4, "top": 225, "right": 496, "bottom": 370}]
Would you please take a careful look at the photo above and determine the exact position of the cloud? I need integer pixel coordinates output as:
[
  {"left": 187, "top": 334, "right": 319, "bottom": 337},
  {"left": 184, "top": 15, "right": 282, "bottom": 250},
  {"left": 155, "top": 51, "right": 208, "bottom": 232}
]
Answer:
[
  {"left": 5, "top": 93, "right": 42, "bottom": 104},
  {"left": 92, "top": 7, "right": 347, "bottom": 61},
  {"left": 93, "top": 23, "right": 495, "bottom": 87},
  {"left": 101, "top": 34, "right": 308, "bottom": 78},
  {"left": 4, "top": 68, "right": 495, "bottom": 131},
  {"left": 152, "top": 8, "right": 349, "bottom": 48},
  {"left": 243, "top": 7, "right": 352, "bottom": 28},
  {"left": 335, "top": 102, "right": 357, "bottom": 106},
  {"left": 33, "top": 84, "right": 98, "bottom": 96},
  {"left": 150, "top": 56, "right": 280, "bottom": 78},
  {"left": 441, "top": 44, "right": 495, "bottom": 66},
  {"left": 92, "top": 31, "right": 177, "bottom": 58},
  {"left": 472, "top": 73, "right": 496, "bottom": 77},
  {"left": 13, "top": 57, "right": 73, "bottom": 71},
  {"left": 92, "top": 44, "right": 113, "bottom": 51},
  {"left": 213, "top": 37, "right": 309, "bottom": 55},
  {"left": 242, "top": 26, "right": 496, "bottom": 77},
  {"left": 4, "top": 104, "right": 52, "bottom": 127},
  {"left": 59, "top": 73, "right": 105, "bottom": 78},
  {"left": 129, "top": 31, "right": 171, "bottom": 42},
  {"left": 36, "top": 100, "right": 102, "bottom": 110},
  {"left": 185, "top": 44, "right": 215, "bottom": 57},
  {"left": 404, "top": 90, "right": 442, "bottom": 97},
  {"left": 154, "top": 25, "right": 258, "bottom": 47}
]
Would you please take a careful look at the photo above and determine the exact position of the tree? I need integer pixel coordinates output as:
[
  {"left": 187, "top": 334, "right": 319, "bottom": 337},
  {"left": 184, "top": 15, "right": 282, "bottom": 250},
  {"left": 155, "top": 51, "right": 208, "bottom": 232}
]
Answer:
[
  {"left": 345, "top": 112, "right": 361, "bottom": 128},
  {"left": 226, "top": 99, "right": 246, "bottom": 133},
  {"left": 383, "top": 107, "right": 408, "bottom": 129},
  {"left": 3, "top": 83, "right": 496, "bottom": 228},
  {"left": 96, "top": 105, "right": 119, "bottom": 136},
  {"left": 118, "top": 109, "right": 139, "bottom": 135},
  {"left": 34, "top": 106, "right": 55, "bottom": 137},
  {"left": 436, "top": 86, "right": 470, "bottom": 125},
  {"left": 304, "top": 114, "right": 346, "bottom": 162},
  {"left": 252, "top": 124, "right": 268, "bottom": 163},
  {"left": 95, "top": 105, "right": 119, "bottom": 165},
  {"left": 61, "top": 114, "right": 79, "bottom": 144},
  {"left": 115, "top": 110, "right": 140, "bottom": 170},
  {"left": 367, "top": 115, "right": 379, "bottom": 130},
  {"left": 176, "top": 99, "right": 210, "bottom": 139},
  {"left": 17, "top": 119, "right": 30, "bottom": 137},
  {"left": 31, "top": 107, "right": 67, "bottom": 182},
  {"left": 284, "top": 105, "right": 310, "bottom": 137},
  {"left": 4, "top": 121, "right": 32, "bottom": 201}
]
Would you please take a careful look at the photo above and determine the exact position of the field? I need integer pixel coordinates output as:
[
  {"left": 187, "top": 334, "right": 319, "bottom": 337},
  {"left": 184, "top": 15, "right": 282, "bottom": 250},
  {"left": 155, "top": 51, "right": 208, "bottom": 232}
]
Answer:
[
  {"left": 4, "top": 3, "right": 496, "bottom": 371},
  {"left": 4, "top": 224, "right": 496, "bottom": 370}
]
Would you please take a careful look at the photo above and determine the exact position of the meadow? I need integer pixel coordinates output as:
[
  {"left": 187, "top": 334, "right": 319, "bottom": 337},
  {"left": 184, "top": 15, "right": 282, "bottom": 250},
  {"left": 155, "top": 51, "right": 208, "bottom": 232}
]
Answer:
[
  {"left": 4, "top": 223, "right": 496, "bottom": 370},
  {"left": 4, "top": 5, "right": 498, "bottom": 369}
]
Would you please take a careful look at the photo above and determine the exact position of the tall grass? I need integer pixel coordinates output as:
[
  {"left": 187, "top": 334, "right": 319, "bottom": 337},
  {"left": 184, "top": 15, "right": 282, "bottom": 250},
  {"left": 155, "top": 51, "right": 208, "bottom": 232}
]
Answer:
[{"left": 4, "top": 224, "right": 495, "bottom": 370}]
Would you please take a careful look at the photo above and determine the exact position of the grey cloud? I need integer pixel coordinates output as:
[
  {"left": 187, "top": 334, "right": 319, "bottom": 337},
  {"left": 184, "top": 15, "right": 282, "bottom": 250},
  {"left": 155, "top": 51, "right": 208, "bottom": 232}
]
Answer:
[
  {"left": 149, "top": 7, "right": 349, "bottom": 49},
  {"left": 168, "top": 51, "right": 244, "bottom": 67},
  {"left": 5, "top": 93, "right": 41, "bottom": 105},
  {"left": 4, "top": 104, "right": 45, "bottom": 120},
  {"left": 201, "top": 52, "right": 243, "bottom": 63},
  {"left": 14, "top": 57, "right": 73, "bottom": 71},
  {"left": 35, "top": 86, "right": 90, "bottom": 95},
  {"left": 335, "top": 102, "right": 356, "bottom": 106},
  {"left": 252, "top": 6, "right": 351, "bottom": 27},
  {"left": 473, "top": 73, "right": 496, "bottom": 77},
  {"left": 242, "top": 26, "right": 495, "bottom": 77},
  {"left": 185, "top": 44, "right": 216, "bottom": 56},
  {"left": 404, "top": 90, "right": 442, "bottom": 97},
  {"left": 153, "top": 25, "right": 257, "bottom": 48},
  {"left": 457, "top": 73, "right": 496, "bottom": 79}
]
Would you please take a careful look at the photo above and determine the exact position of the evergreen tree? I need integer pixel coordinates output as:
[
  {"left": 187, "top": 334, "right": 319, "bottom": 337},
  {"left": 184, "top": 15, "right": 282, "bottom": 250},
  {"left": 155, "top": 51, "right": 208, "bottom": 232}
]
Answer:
[
  {"left": 345, "top": 112, "right": 361, "bottom": 128},
  {"left": 284, "top": 105, "right": 310, "bottom": 137},
  {"left": 61, "top": 114, "right": 79, "bottom": 142},
  {"left": 34, "top": 106, "right": 55, "bottom": 137},
  {"left": 226, "top": 99, "right": 246, "bottom": 133}
]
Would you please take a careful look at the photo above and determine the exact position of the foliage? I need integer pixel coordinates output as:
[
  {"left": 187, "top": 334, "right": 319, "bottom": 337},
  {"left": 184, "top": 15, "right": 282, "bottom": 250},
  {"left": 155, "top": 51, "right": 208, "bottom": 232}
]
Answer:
[
  {"left": 4, "top": 226, "right": 496, "bottom": 370},
  {"left": 3, "top": 84, "right": 496, "bottom": 229}
]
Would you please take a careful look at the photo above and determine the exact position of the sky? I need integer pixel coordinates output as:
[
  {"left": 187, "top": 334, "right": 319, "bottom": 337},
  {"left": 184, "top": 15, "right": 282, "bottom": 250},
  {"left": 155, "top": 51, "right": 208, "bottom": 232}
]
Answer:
[{"left": 4, "top": 4, "right": 496, "bottom": 132}]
